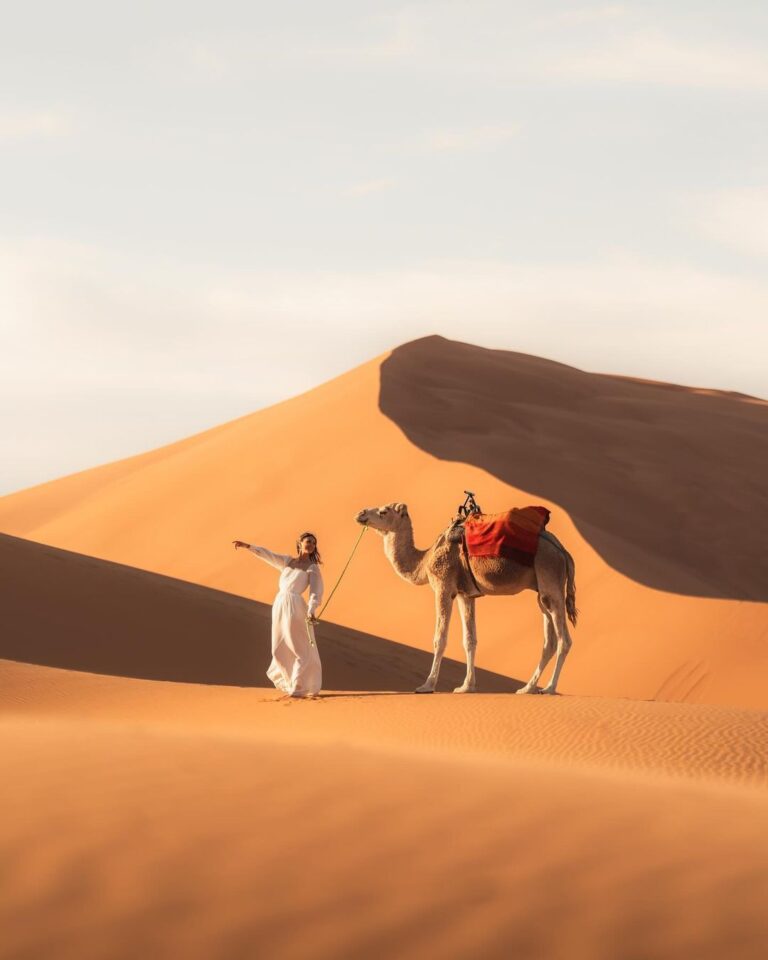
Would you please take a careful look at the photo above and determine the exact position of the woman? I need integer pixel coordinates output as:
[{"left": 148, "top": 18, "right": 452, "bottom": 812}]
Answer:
[{"left": 233, "top": 532, "right": 324, "bottom": 698}]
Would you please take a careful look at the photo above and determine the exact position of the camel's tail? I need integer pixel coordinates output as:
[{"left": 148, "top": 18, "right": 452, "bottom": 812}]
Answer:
[
  {"left": 565, "top": 550, "right": 578, "bottom": 628},
  {"left": 542, "top": 531, "right": 578, "bottom": 627}
]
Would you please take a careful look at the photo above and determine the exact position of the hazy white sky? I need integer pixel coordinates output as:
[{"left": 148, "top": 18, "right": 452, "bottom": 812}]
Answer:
[{"left": 2, "top": 1, "right": 767, "bottom": 494}]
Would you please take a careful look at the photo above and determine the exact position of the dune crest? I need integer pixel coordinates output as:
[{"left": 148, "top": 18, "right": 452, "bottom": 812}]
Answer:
[
  {"left": 380, "top": 336, "right": 768, "bottom": 601},
  {"left": 1, "top": 338, "right": 766, "bottom": 708}
]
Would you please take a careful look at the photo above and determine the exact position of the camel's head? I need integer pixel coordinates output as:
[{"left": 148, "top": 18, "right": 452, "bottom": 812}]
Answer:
[{"left": 355, "top": 502, "right": 410, "bottom": 534}]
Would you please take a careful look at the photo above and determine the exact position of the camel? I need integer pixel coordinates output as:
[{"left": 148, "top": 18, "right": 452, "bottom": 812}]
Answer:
[{"left": 355, "top": 502, "right": 577, "bottom": 694}]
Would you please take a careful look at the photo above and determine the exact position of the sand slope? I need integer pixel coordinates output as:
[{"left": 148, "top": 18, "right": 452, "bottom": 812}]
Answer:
[
  {"left": 0, "top": 533, "right": 515, "bottom": 692},
  {"left": 0, "top": 337, "right": 766, "bottom": 708},
  {"left": 380, "top": 337, "right": 768, "bottom": 601},
  {"left": 2, "top": 658, "right": 768, "bottom": 960}
]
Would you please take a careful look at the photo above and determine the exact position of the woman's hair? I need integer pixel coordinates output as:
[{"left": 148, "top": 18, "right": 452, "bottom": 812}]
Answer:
[{"left": 296, "top": 531, "right": 322, "bottom": 564}]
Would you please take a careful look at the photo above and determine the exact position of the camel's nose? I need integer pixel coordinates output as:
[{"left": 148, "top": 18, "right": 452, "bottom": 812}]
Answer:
[{"left": 355, "top": 510, "right": 367, "bottom": 524}]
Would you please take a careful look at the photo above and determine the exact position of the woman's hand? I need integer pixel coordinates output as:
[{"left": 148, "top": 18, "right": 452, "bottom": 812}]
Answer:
[
  {"left": 306, "top": 614, "right": 319, "bottom": 625},
  {"left": 232, "top": 540, "right": 250, "bottom": 550}
]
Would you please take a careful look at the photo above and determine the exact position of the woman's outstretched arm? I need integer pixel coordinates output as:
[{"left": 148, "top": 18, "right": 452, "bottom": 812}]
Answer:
[
  {"left": 307, "top": 564, "right": 324, "bottom": 619},
  {"left": 249, "top": 545, "right": 293, "bottom": 570},
  {"left": 233, "top": 541, "right": 291, "bottom": 571}
]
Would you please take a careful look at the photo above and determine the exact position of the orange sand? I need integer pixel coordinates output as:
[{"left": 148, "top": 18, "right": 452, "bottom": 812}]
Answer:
[
  {"left": 2, "top": 337, "right": 768, "bottom": 957},
  {"left": 2, "top": 657, "right": 768, "bottom": 960},
  {"left": 1, "top": 338, "right": 766, "bottom": 708}
]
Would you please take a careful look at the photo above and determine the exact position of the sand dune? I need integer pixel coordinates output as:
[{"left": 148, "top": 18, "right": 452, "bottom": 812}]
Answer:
[
  {"left": 0, "top": 533, "right": 515, "bottom": 692},
  {"left": 380, "top": 337, "right": 768, "bottom": 601},
  {"left": 2, "top": 337, "right": 768, "bottom": 957},
  {"left": 0, "top": 337, "right": 766, "bottom": 708},
  {"left": 3, "top": 657, "right": 767, "bottom": 789},
  {"left": 2, "top": 658, "right": 767, "bottom": 960}
]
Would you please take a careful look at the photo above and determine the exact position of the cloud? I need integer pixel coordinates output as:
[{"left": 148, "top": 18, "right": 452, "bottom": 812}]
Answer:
[
  {"left": 3, "top": 234, "right": 767, "bottom": 493},
  {"left": 139, "top": 33, "right": 235, "bottom": 83},
  {"left": 171, "top": 37, "right": 231, "bottom": 79},
  {"left": 137, "top": 8, "right": 425, "bottom": 85},
  {"left": 533, "top": 30, "right": 768, "bottom": 91},
  {"left": 344, "top": 6, "right": 768, "bottom": 94},
  {"left": 130, "top": 7, "right": 768, "bottom": 96},
  {"left": 424, "top": 124, "right": 520, "bottom": 153},
  {"left": 693, "top": 188, "right": 768, "bottom": 259},
  {"left": 342, "top": 8, "right": 426, "bottom": 61},
  {"left": 0, "top": 110, "right": 73, "bottom": 141},
  {"left": 537, "top": 4, "right": 628, "bottom": 27},
  {"left": 342, "top": 178, "right": 397, "bottom": 198},
  {"left": 4, "top": 236, "right": 767, "bottom": 387}
]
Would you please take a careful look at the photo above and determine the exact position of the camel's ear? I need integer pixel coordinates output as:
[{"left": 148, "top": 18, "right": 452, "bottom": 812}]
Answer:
[{"left": 394, "top": 502, "right": 409, "bottom": 517}]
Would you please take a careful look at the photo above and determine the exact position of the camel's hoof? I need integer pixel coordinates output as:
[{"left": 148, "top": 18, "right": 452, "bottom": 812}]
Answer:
[
  {"left": 539, "top": 687, "right": 557, "bottom": 696},
  {"left": 453, "top": 685, "right": 476, "bottom": 694},
  {"left": 414, "top": 685, "right": 435, "bottom": 694},
  {"left": 516, "top": 686, "right": 540, "bottom": 695}
]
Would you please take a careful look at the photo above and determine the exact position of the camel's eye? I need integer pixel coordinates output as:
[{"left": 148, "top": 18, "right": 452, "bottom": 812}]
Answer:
[{"left": 378, "top": 508, "right": 388, "bottom": 516}]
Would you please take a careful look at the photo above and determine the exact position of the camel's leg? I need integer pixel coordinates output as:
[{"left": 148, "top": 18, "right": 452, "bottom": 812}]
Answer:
[
  {"left": 516, "top": 601, "right": 557, "bottom": 695},
  {"left": 453, "top": 594, "right": 477, "bottom": 693},
  {"left": 415, "top": 588, "right": 454, "bottom": 693},
  {"left": 539, "top": 598, "right": 572, "bottom": 695}
]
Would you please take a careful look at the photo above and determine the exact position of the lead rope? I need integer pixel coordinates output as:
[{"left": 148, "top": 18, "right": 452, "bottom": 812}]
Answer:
[
  {"left": 318, "top": 524, "right": 368, "bottom": 621},
  {"left": 305, "top": 525, "right": 368, "bottom": 645}
]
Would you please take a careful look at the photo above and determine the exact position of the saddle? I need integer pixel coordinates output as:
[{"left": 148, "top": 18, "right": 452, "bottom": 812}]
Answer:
[
  {"left": 448, "top": 501, "right": 551, "bottom": 590},
  {"left": 464, "top": 506, "right": 550, "bottom": 563}
]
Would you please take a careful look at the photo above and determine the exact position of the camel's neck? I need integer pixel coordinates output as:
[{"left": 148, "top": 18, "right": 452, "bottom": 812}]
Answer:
[{"left": 384, "top": 524, "right": 429, "bottom": 586}]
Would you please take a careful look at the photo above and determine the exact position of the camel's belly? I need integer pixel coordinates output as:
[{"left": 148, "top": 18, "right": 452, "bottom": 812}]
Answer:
[{"left": 471, "top": 556, "right": 538, "bottom": 596}]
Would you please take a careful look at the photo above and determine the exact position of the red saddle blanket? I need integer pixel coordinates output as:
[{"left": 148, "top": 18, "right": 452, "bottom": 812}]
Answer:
[{"left": 464, "top": 506, "right": 550, "bottom": 565}]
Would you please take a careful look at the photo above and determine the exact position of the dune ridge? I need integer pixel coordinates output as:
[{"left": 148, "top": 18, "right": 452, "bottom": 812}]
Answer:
[
  {"left": 380, "top": 337, "right": 768, "bottom": 601},
  {"left": 1, "top": 338, "right": 766, "bottom": 708}
]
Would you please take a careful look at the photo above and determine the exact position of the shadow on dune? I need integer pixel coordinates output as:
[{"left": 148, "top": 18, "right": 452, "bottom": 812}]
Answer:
[
  {"left": 379, "top": 336, "right": 768, "bottom": 602},
  {"left": 0, "top": 533, "right": 520, "bottom": 692}
]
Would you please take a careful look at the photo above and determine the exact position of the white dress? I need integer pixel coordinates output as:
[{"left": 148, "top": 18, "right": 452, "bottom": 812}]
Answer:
[{"left": 249, "top": 545, "right": 324, "bottom": 697}]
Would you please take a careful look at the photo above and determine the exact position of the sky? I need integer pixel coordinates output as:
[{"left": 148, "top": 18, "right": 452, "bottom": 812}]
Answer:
[{"left": 2, "top": 1, "right": 767, "bottom": 495}]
